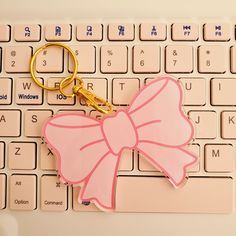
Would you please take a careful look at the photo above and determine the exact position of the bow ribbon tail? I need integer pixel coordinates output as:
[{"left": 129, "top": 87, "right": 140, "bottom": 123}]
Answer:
[
  {"left": 137, "top": 142, "right": 198, "bottom": 187},
  {"left": 78, "top": 153, "right": 121, "bottom": 212}
]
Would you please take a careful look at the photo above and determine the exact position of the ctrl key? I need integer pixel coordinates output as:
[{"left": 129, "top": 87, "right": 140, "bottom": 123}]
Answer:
[{"left": 9, "top": 174, "right": 37, "bottom": 210}]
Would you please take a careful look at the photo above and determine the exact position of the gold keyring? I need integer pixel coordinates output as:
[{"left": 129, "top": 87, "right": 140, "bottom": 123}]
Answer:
[
  {"left": 59, "top": 75, "right": 84, "bottom": 97},
  {"left": 30, "top": 42, "right": 78, "bottom": 91}
]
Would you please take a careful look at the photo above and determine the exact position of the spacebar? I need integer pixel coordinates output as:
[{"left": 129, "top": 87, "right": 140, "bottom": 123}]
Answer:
[{"left": 116, "top": 176, "right": 233, "bottom": 213}]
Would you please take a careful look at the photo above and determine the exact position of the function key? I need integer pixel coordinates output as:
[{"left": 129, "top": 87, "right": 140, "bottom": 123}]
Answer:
[
  {"left": 140, "top": 23, "right": 166, "bottom": 41},
  {"left": 45, "top": 24, "right": 72, "bottom": 41},
  {"left": 171, "top": 23, "right": 198, "bottom": 41},
  {"left": 203, "top": 23, "right": 230, "bottom": 41},
  {"left": 76, "top": 24, "right": 103, "bottom": 41},
  {"left": 14, "top": 24, "right": 41, "bottom": 42},
  {"left": 0, "top": 25, "right": 10, "bottom": 42},
  {"left": 108, "top": 23, "right": 134, "bottom": 41}
]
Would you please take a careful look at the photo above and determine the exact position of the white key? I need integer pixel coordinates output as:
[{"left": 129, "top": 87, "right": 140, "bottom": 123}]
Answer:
[
  {"left": 165, "top": 45, "right": 193, "bottom": 73},
  {"left": 76, "top": 24, "right": 103, "bottom": 41},
  {"left": 8, "top": 142, "right": 36, "bottom": 170},
  {"left": 221, "top": 111, "right": 236, "bottom": 139},
  {"left": 172, "top": 23, "right": 199, "bottom": 41},
  {"left": 80, "top": 78, "right": 108, "bottom": 105},
  {"left": 108, "top": 23, "right": 134, "bottom": 41},
  {"left": 36, "top": 47, "right": 63, "bottom": 73},
  {"left": 112, "top": 78, "right": 140, "bottom": 105},
  {"left": 0, "top": 25, "right": 10, "bottom": 42},
  {"left": 100, "top": 45, "right": 128, "bottom": 73},
  {"left": 119, "top": 150, "right": 133, "bottom": 171},
  {"left": 211, "top": 78, "right": 236, "bottom": 105},
  {"left": 204, "top": 23, "right": 230, "bottom": 41},
  {"left": 47, "top": 78, "right": 75, "bottom": 105},
  {"left": 68, "top": 46, "right": 96, "bottom": 73},
  {"left": 198, "top": 45, "right": 227, "bottom": 73},
  {"left": 230, "top": 46, "right": 236, "bottom": 73},
  {"left": 0, "top": 174, "right": 6, "bottom": 209},
  {"left": 15, "top": 78, "right": 43, "bottom": 105},
  {"left": 40, "top": 143, "right": 56, "bottom": 171},
  {"left": 140, "top": 23, "right": 166, "bottom": 41},
  {"left": 24, "top": 110, "right": 53, "bottom": 137},
  {"left": 0, "top": 110, "right": 21, "bottom": 137},
  {"left": 0, "top": 78, "right": 12, "bottom": 105},
  {"left": 5, "top": 46, "right": 32, "bottom": 73},
  {"left": 133, "top": 45, "right": 160, "bottom": 73},
  {"left": 189, "top": 111, "right": 217, "bottom": 139},
  {"left": 205, "top": 144, "right": 234, "bottom": 172},
  {"left": 179, "top": 78, "right": 206, "bottom": 105},
  {"left": 41, "top": 175, "right": 68, "bottom": 211},
  {"left": 14, "top": 24, "right": 41, "bottom": 42},
  {"left": 10, "top": 175, "right": 37, "bottom": 210},
  {"left": 0, "top": 142, "right": 5, "bottom": 169},
  {"left": 45, "top": 24, "right": 71, "bottom": 41}
]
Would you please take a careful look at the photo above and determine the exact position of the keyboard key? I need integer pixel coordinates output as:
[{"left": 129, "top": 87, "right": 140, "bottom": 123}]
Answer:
[
  {"left": 204, "top": 23, "right": 230, "bottom": 41},
  {"left": 14, "top": 24, "right": 41, "bottom": 42},
  {"left": 47, "top": 78, "right": 75, "bottom": 105},
  {"left": 0, "top": 174, "right": 6, "bottom": 209},
  {"left": 205, "top": 144, "right": 234, "bottom": 172},
  {"left": 36, "top": 47, "right": 63, "bottom": 73},
  {"left": 0, "top": 110, "right": 21, "bottom": 137},
  {"left": 112, "top": 78, "right": 140, "bottom": 105},
  {"left": 139, "top": 144, "right": 199, "bottom": 172},
  {"left": 41, "top": 175, "right": 68, "bottom": 211},
  {"left": 40, "top": 143, "right": 56, "bottom": 170},
  {"left": 45, "top": 24, "right": 71, "bottom": 41},
  {"left": 119, "top": 150, "right": 133, "bottom": 171},
  {"left": 172, "top": 23, "right": 199, "bottom": 41},
  {"left": 100, "top": 45, "right": 128, "bottom": 73},
  {"left": 198, "top": 45, "right": 227, "bottom": 73},
  {"left": 221, "top": 111, "right": 236, "bottom": 139},
  {"left": 179, "top": 78, "right": 205, "bottom": 105},
  {"left": 189, "top": 111, "right": 217, "bottom": 139},
  {"left": 0, "top": 142, "right": 5, "bottom": 169},
  {"left": 0, "top": 78, "right": 12, "bottom": 105},
  {"left": 15, "top": 78, "right": 43, "bottom": 105},
  {"left": 230, "top": 46, "right": 236, "bottom": 73},
  {"left": 0, "top": 25, "right": 10, "bottom": 42},
  {"left": 8, "top": 142, "right": 36, "bottom": 170},
  {"left": 211, "top": 78, "right": 236, "bottom": 105},
  {"left": 139, "top": 23, "right": 166, "bottom": 41},
  {"left": 68, "top": 45, "right": 96, "bottom": 73},
  {"left": 116, "top": 177, "right": 233, "bottom": 213},
  {"left": 24, "top": 110, "right": 53, "bottom": 137},
  {"left": 133, "top": 45, "right": 160, "bottom": 73},
  {"left": 80, "top": 78, "right": 108, "bottom": 105},
  {"left": 10, "top": 175, "right": 37, "bottom": 210},
  {"left": 108, "top": 23, "right": 134, "bottom": 41},
  {"left": 5, "top": 46, "right": 32, "bottom": 73},
  {"left": 76, "top": 23, "right": 103, "bottom": 41},
  {"left": 165, "top": 45, "right": 193, "bottom": 73},
  {"left": 73, "top": 186, "right": 99, "bottom": 212}
]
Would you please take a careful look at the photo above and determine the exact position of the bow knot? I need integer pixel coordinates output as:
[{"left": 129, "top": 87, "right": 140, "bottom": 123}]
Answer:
[{"left": 102, "top": 111, "right": 138, "bottom": 155}]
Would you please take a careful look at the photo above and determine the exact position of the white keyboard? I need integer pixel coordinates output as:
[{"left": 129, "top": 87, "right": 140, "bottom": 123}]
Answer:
[{"left": 0, "top": 20, "right": 236, "bottom": 216}]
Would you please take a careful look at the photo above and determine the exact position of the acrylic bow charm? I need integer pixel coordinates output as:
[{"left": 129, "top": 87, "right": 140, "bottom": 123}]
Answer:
[{"left": 42, "top": 76, "right": 197, "bottom": 212}]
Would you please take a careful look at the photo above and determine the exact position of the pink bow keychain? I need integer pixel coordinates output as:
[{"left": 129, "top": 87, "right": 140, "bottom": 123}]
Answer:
[{"left": 42, "top": 76, "right": 197, "bottom": 211}]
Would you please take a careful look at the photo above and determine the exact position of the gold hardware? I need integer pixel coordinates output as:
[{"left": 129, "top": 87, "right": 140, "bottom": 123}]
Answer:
[{"left": 30, "top": 43, "right": 113, "bottom": 114}]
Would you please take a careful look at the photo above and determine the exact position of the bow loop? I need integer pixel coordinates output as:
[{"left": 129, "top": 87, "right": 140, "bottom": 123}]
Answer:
[{"left": 129, "top": 77, "right": 194, "bottom": 147}]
